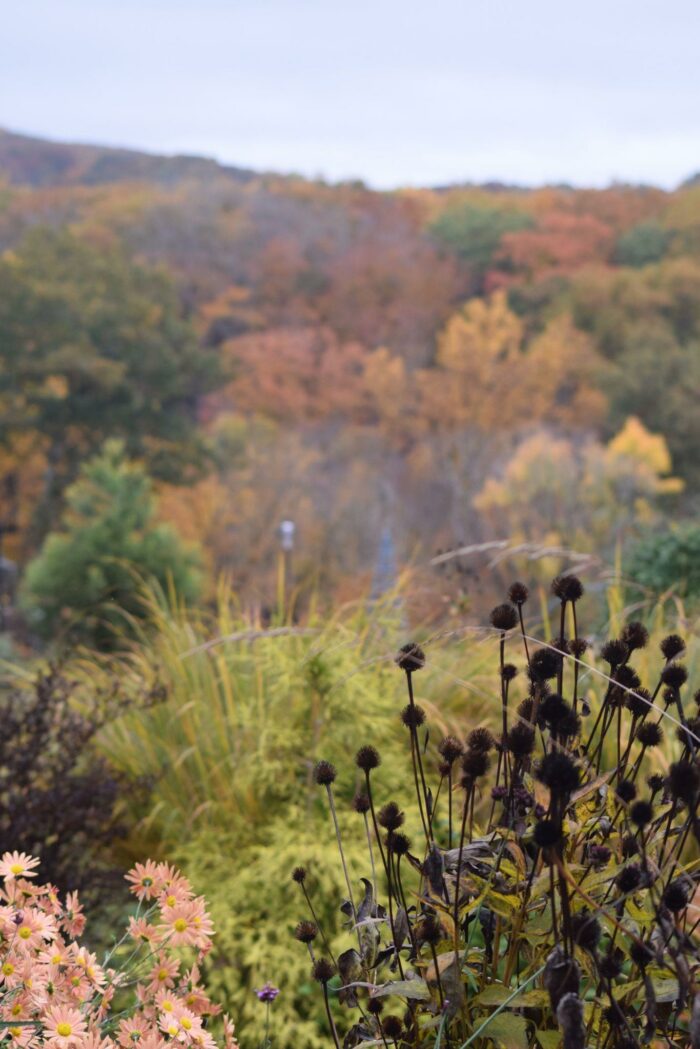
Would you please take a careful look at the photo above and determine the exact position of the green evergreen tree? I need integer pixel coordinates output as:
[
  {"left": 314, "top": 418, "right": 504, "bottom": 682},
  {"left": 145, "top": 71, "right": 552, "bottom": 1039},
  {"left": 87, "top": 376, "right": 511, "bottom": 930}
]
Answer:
[{"left": 20, "top": 440, "right": 202, "bottom": 648}]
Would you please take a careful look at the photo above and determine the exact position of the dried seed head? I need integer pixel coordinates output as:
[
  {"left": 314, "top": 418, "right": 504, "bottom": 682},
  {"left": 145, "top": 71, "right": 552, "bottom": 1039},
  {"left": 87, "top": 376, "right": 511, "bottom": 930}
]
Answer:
[
  {"left": 400, "top": 703, "right": 426, "bottom": 729},
  {"left": 382, "top": 1017, "right": 403, "bottom": 1040},
  {"left": 355, "top": 745, "right": 381, "bottom": 772},
  {"left": 539, "top": 692, "right": 570, "bottom": 728},
  {"left": 467, "top": 727, "right": 495, "bottom": 753},
  {"left": 600, "top": 639, "right": 628, "bottom": 667},
  {"left": 571, "top": 909, "right": 601, "bottom": 952},
  {"left": 616, "top": 863, "right": 642, "bottom": 895},
  {"left": 378, "top": 801, "right": 404, "bottom": 831},
  {"left": 460, "top": 748, "right": 490, "bottom": 780},
  {"left": 663, "top": 879, "right": 689, "bottom": 913},
  {"left": 551, "top": 575, "right": 584, "bottom": 603},
  {"left": 312, "top": 958, "right": 336, "bottom": 984},
  {"left": 507, "top": 722, "right": 536, "bottom": 758},
  {"left": 569, "top": 637, "right": 589, "bottom": 659},
  {"left": 501, "top": 662, "right": 519, "bottom": 682},
  {"left": 629, "top": 940, "right": 654, "bottom": 969},
  {"left": 508, "top": 581, "right": 529, "bottom": 605},
  {"left": 666, "top": 760, "right": 700, "bottom": 804},
  {"left": 615, "top": 779, "right": 637, "bottom": 803},
  {"left": 352, "top": 790, "right": 371, "bottom": 814},
  {"left": 533, "top": 819, "right": 562, "bottom": 849},
  {"left": 389, "top": 832, "right": 411, "bottom": 857},
  {"left": 367, "top": 998, "right": 384, "bottom": 1016},
  {"left": 395, "top": 642, "right": 425, "bottom": 673},
  {"left": 415, "top": 913, "right": 443, "bottom": 945},
  {"left": 660, "top": 634, "right": 685, "bottom": 661},
  {"left": 635, "top": 721, "right": 662, "bottom": 748},
  {"left": 516, "top": 697, "right": 534, "bottom": 721},
  {"left": 587, "top": 844, "right": 611, "bottom": 868},
  {"left": 626, "top": 687, "right": 652, "bottom": 719},
  {"left": 438, "top": 736, "right": 463, "bottom": 765},
  {"left": 630, "top": 799, "right": 653, "bottom": 828},
  {"left": 557, "top": 710, "right": 582, "bottom": 740},
  {"left": 621, "top": 621, "right": 649, "bottom": 651},
  {"left": 647, "top": 773, "right": 665, "bottom": 793},
  {"left": 294, "top": 921, "right": 318, "bottom": 943},
  {"left": 661, "top": 662, "right": 688, "bottom": 690},
  {"left": 291, "top": 866, "right": 307, "bottom": 884},
  {"left": 530, "top": 648, "right": 562, "bottom": 682},
  {"left": 314, "top": 760, "right": 337, "bottom": 786},
  {"left": 536, "top": 752, "right": 580, "bottom": 797},
  {"left": 489, "top": 603, "right": 518, "bottom": 631}
]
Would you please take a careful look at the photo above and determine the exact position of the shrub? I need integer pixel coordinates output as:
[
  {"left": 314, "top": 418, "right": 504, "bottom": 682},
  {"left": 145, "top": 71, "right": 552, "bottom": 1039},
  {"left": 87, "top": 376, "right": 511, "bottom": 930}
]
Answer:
[
  {"left": 614, "top": 221, "right": 670, "bottom": 267},
  {"left": 20, "top": 439, "right": 202, "bottom": 649},
  {"left": 292, "top": 576, "right": 700, "bottom": 1046},
  {"left": 0, "top": 853, "right": 239, "bottom": 1049},
  {"left": 627, "top": 523, "right": 700, "bottom": 602}
]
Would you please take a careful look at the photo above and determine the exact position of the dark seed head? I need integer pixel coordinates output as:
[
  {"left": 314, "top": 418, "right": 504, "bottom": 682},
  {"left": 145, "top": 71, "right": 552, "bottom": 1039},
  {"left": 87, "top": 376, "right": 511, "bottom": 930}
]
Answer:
[
  {"left": 616, "top": 863, "right": 642, "bottom": 895},
  {"left": 621, "top": 621, "right": 649, "bottom": 651},
  {"left": 314, "top": 760, "right": 337, "bottom": 786},
  {"left": 626, "top": 687, "right": 652, "bottom": 719},
  {"left": 489, "top": 603, "right": 518, "bottom": 631},
  {"left": 647, "top": 773, "right": 665, "bottom": 793},
  {"left": 552, "top": 575, "right": 584, "bottom": 603},
  {"left": 539, "top": 692, "right": 570, "bottom": 728},
  {"left": 663, "top": 879, "right": 689, "bottom": 913},
  {"left": 389, "top": 832, "right": 411, "bottom": 857},
  {"left": 400, "top": 703, "right": 426, "bottom": 728},
  {"left": 530, "top": 648, "right": 562, "bottom": 682},
  {"left": 661, "top": 662, "right": 688, "bottom": 690},
  {"left": 507, "top": 722, "right": 536, "bottom": 758},
  {"left": 501, "top": 662, "right": 519, "bottom": 682},
  {"left": 508, "top": 581, "right": 529, "bottom": 605},
  {"left": 367, "top": 998, "right": 384, "bottom": 1016},
  {"left": 571, "top": 909, "right": 601, "bottom": 952},
  {"left": 415, "top": 914, "right": 443, "bottom": 945},
  {"left": 587, "top": 844, "right": 611, "bottom": 868},
  {"left": 294, "top": 921, "right": 318, "bottom": 943},
  {"left": 533, "top": 819, "right": 562, "bottom": 849},
  {"left": 460, "top": 749, "right": 490, "bottom": 780},
  {"left": 312, "top": 958, "right": 336, "bottom": 984},
  {"left": 395, "top": 642, "right": 425, "bottom": 673},
  {"left": 355, "top": 745, "right": 381, "bottom": 772},
  {"left": 667, "top": 760, "right": 700, "bottom": 804},
  {"left": 601, "top": 640, "right": 628, "bottom": 667},
  {"left": 615, "top": 779, "right": 637, "bottom": 804},
  {"left": 292, "top": 866, "right": 307, "bottom": 884},
  {"left": 599, "top": 949, "right": 624, "bottom": 980},
  {"left": 660, "top": 634, "right": 685, "bottom": 661},
  {"left": 629, "top": 940, "right": 654, "bottom": 969},
  {"left": 382, "top": 1017, "right": 403, "bottom": 1040},
  {"left": 557, "top": 710, "right": 582, "bottom": 740},
  {"left": 353, "top": 790, "right": 371, "bottom": 814},
  {"left": 467, "top": 727, "right": 495, "bottom": 753},
  {"left": 378, "top": 801, "right": 404, "bottom": 831},
  {"left": 630, "top": 799, "right": 653, "bottom": 828},
  {"left": 536, "top": 752, "right": 580, "bottom": 797},
  {"left": 569, "top": 637, "right": 589, "bottom": 659},
  {"left": 438, "top": 736, "right": 463, "bottom": 764}
]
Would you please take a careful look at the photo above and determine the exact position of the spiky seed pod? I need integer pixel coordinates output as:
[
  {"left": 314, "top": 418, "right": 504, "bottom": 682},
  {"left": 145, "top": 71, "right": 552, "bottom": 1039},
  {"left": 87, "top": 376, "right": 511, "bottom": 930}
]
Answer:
[
  {"left": 415, "top": 913, "right": 443, "bottom": 945},
  {"left": 292, "top": 866, "right": 307, "bottom": 884},
  {"left": 460, "top": 748, "right": 490, "bottom": 780},
  {"left": 599, "top": 949, "right": 624, "bottom": 980},
  {"left": 314, "top": 760, "right": 337, "bottom": 786},
  {"left": 467, "top": 727, "right": 495, "bottom": 753},
  {"left": 630, "top": 800, "right": 653, "bottom": 828},
  {"left": 615, "top": 665, "right": 641, "bottom": 691},
  {"left": 569, "top": 637, "right": 589, "bottom": 659},
  {"left": 491, "top": 785, "right": 508, "bottom": 800},
  {"left": 312, "top": 958, "right": 336, "bottom": 984},
  {"left": 667, "top": 760, "right": 700, "bottom": 804},
  {"left": 507, "top": 722, "right": 536, "bottom": 758},
  {"left": 551, "top": 636, "right": 570, "bottom": 655},
  {"left": 629, "top": 940, "right": 654, "bottom": 969},
  {"left": 367, "top": 998, "right": 383, "bottom": 1016},
  {"left": 438, "top": 760, "right": 451, "bottom": 777},
  {"left": 552, "top": 575, "right": 584, "bottom": 603},
  {"left": 533, "top": 819, "right": 562, "bottom": 849},
  {"left": 395, "top": 642, "right": 425, "bottom": 673},
  {"left": 355, "top": 745, "right": 381, "bottom": 772},
  {"left": 489, "top": 603, "right": 518, "bottom": 631},
  {"left": 587, "top": 844, "right": 611, "bottom": 867},
  {"left": 661, "top": 662, "right": 688, "bottom": 690},
  {"left": 294, "top": 921, "right": 318, "bottom": 943},
  {"left": 501, "top": 662, "right": 518, "bottom": 682},
  {"left": 621, "top": 834, "right": 639, "bottom": 859},
  {"left": 663, "top": 879, "right": 690, "bottom": 913},
  {"left": 508, "top": 581, "right": 529, "bottom": 605},
  {"left": 571, "top": 909, "right": 601, "bottom": 952},
  {"left": 539, "top": 692, "right": 570, "bottom": 727},
  {"left": 377, "top": 801, "right": 404, "bottom": 831},
  {"left": 557, "top": 710, "right": 582, "bottom": 740},
  {"left": 616, "top": 864, "right": 642, "bottom": 895},
  {"left": 382, "top": 1017, "right": 403, "bottom": 1040},
  {"left": 647, "top": 773, "right": 664, "bottom": 793},
  {"left": 438, "top": 736, "right": 464, "bottom": 764},
  {"left": 536, "top": 752, "right": 580, "bottom": 797},
  {"left": 530, "top": 648, "right": 562, "bottom": 682},
  {"left": 615, "top": 779, "right": 637, "bottom": 803},
  {"left": 621, "top": 621, "right": 649, "bottom": 651},
  {"left": 400, "top": 703, "right": 426, "bottom": 729},
  {"left": 556, "top": 992, "right": 585, "bottom": 1049},
  {"left": 600, "top": 639, "right": 629, "bottom": 667},
  {"left": 390, "top": 832, "right": 411, "bottom": 857},
  {"left": 516, "top": 697, "right": 534, "bottom": 721},
  {"left": 626, "top": 687, "right": 652, "bottom": 718},
  {"left": 660, "top": 634, "right": 685, "bottom": 661},
  {"left": 352, "top": 791, "right": 371, "bottom": 814}
]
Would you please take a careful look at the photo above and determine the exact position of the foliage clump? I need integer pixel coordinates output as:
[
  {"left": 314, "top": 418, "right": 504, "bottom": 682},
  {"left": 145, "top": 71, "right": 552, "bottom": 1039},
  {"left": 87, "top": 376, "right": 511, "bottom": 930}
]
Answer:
[{"left": 294, "top": 577, "right": 700, "bottom": 1047}]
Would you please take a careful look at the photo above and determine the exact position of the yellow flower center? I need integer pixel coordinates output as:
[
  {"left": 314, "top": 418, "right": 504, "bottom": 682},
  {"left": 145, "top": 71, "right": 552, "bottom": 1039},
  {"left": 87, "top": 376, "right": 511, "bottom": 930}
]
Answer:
[
  {"left": 52, "top": 954, "right": 62, "bottom": 965},
  {"left": 11, "top": 1005, "right": 21, "bottom": 1016},
  {"left": 173, "top": 919, "right": 188, "bottom": 933},
  {"left": 167, "top": 1025, "right": 178, "bottom": 1037},
  {"left": 162, "top": 1001, "right": 173, "bottom": 1013},
  {"left": 57, "top": 1023, "right": 72, "bottom": 1037},
  {"left": 158, "top": 968, "right": 169, "bottom": 981},
  {"left": 3, "top": 963, "right": 15, "bottom": 975},
  {"left": 10, "top": 1028, "right": 21, "bottom": 1038},
  {"left": 18, "top": 927, "right": 31, "bottom": 940},
  {"left": 166, "top": 895, "right": 176, "bottom": 907},
  {"left": 181, "top": 1019, "right": 192, "bottom": 1031},
  {"left": 10, "top": 864, "right": 23, "bottom": 875}
]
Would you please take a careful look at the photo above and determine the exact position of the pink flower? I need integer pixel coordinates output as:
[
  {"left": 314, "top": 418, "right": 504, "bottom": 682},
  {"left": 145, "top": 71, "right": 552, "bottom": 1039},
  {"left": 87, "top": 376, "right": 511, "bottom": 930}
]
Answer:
[
  {"left": 125, "top": 862, "right": 162, "bottom": 901},
  {"left": 0, "top": 853, "right": 41, "bottom": 881},
  {"left": 43, "top": 1005, "right": 88, "bottom": 1048}
]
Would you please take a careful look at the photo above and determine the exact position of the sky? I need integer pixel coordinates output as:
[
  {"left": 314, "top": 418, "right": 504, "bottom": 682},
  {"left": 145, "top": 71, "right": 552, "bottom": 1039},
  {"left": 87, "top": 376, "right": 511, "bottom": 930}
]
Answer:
[{"left": 2, "top": 0, "right": 700, "bottom": 189}]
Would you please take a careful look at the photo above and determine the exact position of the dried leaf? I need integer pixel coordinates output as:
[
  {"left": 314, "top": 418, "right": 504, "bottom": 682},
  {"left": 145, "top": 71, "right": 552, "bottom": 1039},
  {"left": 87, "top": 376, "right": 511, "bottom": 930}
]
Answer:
[{"left": 371, "top": 978, "right": 430, "bottom": 1001}]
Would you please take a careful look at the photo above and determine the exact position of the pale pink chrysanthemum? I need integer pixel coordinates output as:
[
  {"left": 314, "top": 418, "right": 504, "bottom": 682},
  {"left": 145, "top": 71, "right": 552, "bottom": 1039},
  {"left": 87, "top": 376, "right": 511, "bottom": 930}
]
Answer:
[
  {"left": 0, "top": 853, "right": 41, "bottom": 881},
  {"left": 116, "top": 1016, "right": 150, "bottom": 1048},
  {"left": 13, "top": 907, "right": 57, "bottom": 951},
  {"left": 222, "top": 1016, "right": 239, "bottom": 1049},
  {"left": 159, "top": 900, "right": 213, "bottom": 950},
  {"left": 128, "top": 917, "right": 159, "bottom": 945},
  {"left": 43, "top": 1004, "right": 88, "bottom": 1048},
  {"left": 125, "top": 861, "right": 162, "bottom": 901},
  {"left": 62, "top": 893, "right": 86, "bottom": 938},
  {"left": 147, "top": 954, "right": 180, "bottom": 993}
]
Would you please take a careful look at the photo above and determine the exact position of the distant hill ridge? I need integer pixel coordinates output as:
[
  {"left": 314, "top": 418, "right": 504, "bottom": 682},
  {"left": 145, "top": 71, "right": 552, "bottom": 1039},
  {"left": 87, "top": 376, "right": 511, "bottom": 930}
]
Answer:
[{"left": 0, "top": 128, "right": 258, "bottom": 188}]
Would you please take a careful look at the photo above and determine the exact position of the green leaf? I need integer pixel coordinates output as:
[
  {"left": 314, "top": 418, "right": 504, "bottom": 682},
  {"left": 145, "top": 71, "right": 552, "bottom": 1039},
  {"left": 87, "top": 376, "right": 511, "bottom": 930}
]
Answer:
[
  {"left": 371, "top": 978, "right": 430, "bottom": 1001},
  {"left": 536, "top": 1031, "right": 561, "bottom": 1049},
  {"left": 481, "top": 1013, "right": 529, "bottom": 1049},
  {"left": 475, "top": 986, "right": 549, "bottom": 1008}
]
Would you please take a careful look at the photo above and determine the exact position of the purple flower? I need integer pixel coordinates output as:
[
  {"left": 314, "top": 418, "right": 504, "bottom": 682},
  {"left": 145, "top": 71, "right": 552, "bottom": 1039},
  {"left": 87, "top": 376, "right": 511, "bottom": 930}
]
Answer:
[
  {"left": 255, "top": 983, "right": 280, "bottom": 1003},
  {"left": 491, "top": 786, "right": 507, "bottom": 801}
]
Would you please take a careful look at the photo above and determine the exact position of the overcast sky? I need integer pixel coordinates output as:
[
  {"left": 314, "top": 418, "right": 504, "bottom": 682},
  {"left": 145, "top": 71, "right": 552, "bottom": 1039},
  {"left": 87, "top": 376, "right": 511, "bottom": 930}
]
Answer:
[{"left": 2, "top": 0, "right": 699, "bottom": 189}]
